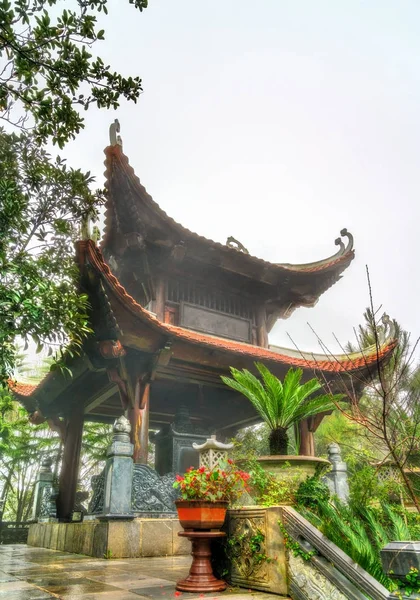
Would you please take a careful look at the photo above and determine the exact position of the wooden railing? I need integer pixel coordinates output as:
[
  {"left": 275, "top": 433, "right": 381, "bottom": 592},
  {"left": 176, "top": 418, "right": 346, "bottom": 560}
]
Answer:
[{"left": 281, "top": 507, "right": 390, "bottom": 600}]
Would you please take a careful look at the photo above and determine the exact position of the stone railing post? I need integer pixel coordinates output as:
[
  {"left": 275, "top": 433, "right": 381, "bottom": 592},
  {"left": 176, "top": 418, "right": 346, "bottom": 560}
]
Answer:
[
  {"left": 324, "top": 443, "right": 349, "bottom": 504},
  {"left": 31, "top": 456, "right": 54, "bottom": 521},
  {"left": 99, "top": 415, "right": 134, "bottom": 520}
]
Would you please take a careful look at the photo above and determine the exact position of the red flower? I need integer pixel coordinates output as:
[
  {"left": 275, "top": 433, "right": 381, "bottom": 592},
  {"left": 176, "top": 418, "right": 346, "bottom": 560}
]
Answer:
[
  {"left": 228, "top": 458, "right": 233, "bottom": 464},
  {"left": 198, "top": 466, "right": 206, "bottom": 473},
  {"left": 175, "top": 475, "right": 183, "bottom": 482},
  {"left": 174, "top": 592, "right": 182, "bottom": 597}
]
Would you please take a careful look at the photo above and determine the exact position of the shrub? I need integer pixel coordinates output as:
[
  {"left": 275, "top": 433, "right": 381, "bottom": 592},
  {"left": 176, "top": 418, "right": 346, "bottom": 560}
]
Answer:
[
  {"left": 173, "top": 460, "right": 250, "bottom": 504},
  {"left": 295, "top": 475, "right": 330, "bottom": 510}
]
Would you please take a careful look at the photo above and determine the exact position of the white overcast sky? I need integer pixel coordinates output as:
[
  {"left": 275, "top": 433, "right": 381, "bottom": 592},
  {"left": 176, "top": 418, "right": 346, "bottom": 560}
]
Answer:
[{"left": 60, "top": 0, "right": 420, "bottom": 355}]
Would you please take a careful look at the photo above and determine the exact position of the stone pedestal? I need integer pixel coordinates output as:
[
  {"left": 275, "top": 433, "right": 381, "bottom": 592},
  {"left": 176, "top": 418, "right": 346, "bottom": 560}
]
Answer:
[
  {"left": 324, "top": 443, "right": 349, "bottom": 503},
  {"left": 100, "top": 415, "right": 134, "bottom": 520},
  {"left": 31, "top": 457, "right": 54, "bottom": 521}
]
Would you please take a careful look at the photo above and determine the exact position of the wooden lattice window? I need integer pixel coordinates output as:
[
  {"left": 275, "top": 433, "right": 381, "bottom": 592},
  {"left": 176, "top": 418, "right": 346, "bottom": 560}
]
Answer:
[{"left": 167, "top": 278, "right": 255, "bottom": 323}]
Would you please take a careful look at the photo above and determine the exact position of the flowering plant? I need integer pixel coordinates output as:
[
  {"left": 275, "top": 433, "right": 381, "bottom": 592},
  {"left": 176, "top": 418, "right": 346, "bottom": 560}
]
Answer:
[{"left": 173, "top": 459, "right": 250, "bottom": 504}]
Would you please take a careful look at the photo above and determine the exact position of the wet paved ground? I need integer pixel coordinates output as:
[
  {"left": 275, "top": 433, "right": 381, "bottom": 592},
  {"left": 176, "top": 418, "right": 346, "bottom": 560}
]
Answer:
[{"left": 0, "top": 545, "right": 282, "bottom": 600}]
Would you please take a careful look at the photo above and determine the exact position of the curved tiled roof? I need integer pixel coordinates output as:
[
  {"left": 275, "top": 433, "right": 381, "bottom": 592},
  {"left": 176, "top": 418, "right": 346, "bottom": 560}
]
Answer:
[
  {"left": 101, "top": 145, "right": 355, "bottom": 277},
  {"left": 83, "top": 240, "right": 396, "bottom": 375}
]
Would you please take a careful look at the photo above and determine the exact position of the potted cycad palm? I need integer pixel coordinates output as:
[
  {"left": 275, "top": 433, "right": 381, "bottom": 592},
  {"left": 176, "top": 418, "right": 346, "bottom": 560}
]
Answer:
[{"left": 222, "top": 364, "right": 343, "bottom": 480}]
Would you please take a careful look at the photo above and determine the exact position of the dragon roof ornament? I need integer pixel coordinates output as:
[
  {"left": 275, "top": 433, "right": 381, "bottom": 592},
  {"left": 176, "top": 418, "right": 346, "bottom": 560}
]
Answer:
[
  {"left": 277, "top": 228, "right": 354, "bottom": 271},
  {"left": 109, "top": 119, "right": 123, "bottom": 148}
]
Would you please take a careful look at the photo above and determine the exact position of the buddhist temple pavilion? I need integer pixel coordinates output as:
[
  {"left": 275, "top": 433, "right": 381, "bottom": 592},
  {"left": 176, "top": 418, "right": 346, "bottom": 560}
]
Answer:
[{"left": 12, "top": 125, "right": 396, "bottom": 522}]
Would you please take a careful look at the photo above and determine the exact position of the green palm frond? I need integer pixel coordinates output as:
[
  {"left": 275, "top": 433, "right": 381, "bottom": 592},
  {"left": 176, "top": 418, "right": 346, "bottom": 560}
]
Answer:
[
  {"left": 221, "top": 369, "right": 276, "bottom": 429},
  {"left": 255, "top": 362, "right": 284, "bottom": 424},
  {"left": 383, "top": 504, "right": 411, "bottom": 541},
  {"left": 314, "top": 500, "right": 393, "bottom": 588},
  {"left": 222, "top": 363, "right": 342, "bottom": 432},
  {"left": 360, "top": 508, "right": 390, "bottom": 551},
  {"left": 292, "top": 394, "right": 341, "bottom": 422}
]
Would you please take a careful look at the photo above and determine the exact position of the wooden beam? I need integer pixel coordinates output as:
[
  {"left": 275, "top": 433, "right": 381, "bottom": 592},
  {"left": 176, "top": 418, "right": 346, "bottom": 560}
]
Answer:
[
  {"left": 216, "top": 415, "right": 261, "bottom": 430},
  {"left": 84, "top": 383, "right": 118, "bottom": 413},
  {"left": 107, "top": 367, "right": 129, "bottom": 411}
]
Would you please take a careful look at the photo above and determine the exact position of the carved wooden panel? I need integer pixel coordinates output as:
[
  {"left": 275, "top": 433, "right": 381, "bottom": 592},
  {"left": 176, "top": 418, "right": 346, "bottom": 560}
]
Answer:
[{"left": 180, "top": 302, "right": 251, "bottom": 342}]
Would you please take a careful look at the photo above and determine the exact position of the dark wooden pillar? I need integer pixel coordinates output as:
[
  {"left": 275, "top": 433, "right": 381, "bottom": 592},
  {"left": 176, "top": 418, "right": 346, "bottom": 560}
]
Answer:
[
  {"left": 154, "top": 276, "right": 165, "bottom": 322},
  {"left": 56, "top": 405, "right": 84, "bottom": 521},
  {"left": 298, "top": 419, "right": 315, "bottom": 457},
  {"left": 256, "top": 305, "right": 268, "bottom": 348},
  {"left": 128, "top": 394, "right": 142, "bottom": 463},
  {"left": 129, "top": 380, "right": 150, "bottom": 464},
  {"left": 139, "top": 386, "right": 150, "bottom": 464}
]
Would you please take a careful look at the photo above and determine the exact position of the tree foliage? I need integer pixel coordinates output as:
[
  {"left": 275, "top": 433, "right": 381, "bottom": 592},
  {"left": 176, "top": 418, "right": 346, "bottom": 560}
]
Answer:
[
  {"left": 0, "top": 387, "right": 114, "bottom": 521},
  {"left": 321, "top": 301, "right": 420, "bottom": 511},
  {"left": 0, "top": 387, "right": 60, "bottom": 521},
  {"left": 0, "top": 128, "right": 104, "bottom": 386},
  {"left": 0, "top": 0, "right": 147, "bottom": 146}
]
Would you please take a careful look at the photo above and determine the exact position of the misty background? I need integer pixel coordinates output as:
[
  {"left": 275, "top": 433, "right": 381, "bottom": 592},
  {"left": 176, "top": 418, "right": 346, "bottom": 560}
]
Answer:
[{"left": 58, "top": 0, "right": 420, "bottom": 354}]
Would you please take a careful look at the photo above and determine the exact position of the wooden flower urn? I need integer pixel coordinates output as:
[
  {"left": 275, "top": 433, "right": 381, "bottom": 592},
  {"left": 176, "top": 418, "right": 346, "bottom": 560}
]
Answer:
[{"left": 175, "top": 500, "right": 228, "bottom": 530}]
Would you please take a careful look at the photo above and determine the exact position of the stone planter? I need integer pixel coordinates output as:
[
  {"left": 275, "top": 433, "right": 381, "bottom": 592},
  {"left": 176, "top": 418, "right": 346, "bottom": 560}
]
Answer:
[
  {"left": 257, "top": 455, "right": 330, "bottom": 482},
  {"left": 175, "top": 500, "right": 228, "bottom": 530},
  {"left": 381, "top": 541, "right": 420, "bottom": 582}
]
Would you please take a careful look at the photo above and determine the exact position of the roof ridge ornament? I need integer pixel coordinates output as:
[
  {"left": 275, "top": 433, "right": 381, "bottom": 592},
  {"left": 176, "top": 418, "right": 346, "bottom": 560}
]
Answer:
[
  {"left": 381, "top": 313, "right": 396, "bottom": 342},
  {"left": 109, "top": 119, "right": 123, "bottom": 147},
  {"left": 81, "top": 214, "right": 101, "bottom": 243},
  {"left": 334, "top": 236, "right": 345, "bottom": 254},
  {"left": 226, "top": 236, "right": 249, "bottom": 254},
  {"left": 340, "top": 228, "right": 354, "bottom": 253},
  {"left": 333, "top": 228, "right": 354, "bottom": 257},
  {"left": 277, "top": 228, "right": 354, "bottom": 270}
]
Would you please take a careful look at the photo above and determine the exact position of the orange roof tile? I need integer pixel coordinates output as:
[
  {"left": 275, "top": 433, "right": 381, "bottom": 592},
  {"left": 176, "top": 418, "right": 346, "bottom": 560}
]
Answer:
[{"left": 8, "top": 380, "right": 38, "bottom": 397}]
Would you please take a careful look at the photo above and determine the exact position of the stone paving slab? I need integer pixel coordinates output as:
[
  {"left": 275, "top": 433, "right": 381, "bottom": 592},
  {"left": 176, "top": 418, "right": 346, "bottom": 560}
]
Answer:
[{"left": 0, "top": 544, "right": 288, "bottom": 600}]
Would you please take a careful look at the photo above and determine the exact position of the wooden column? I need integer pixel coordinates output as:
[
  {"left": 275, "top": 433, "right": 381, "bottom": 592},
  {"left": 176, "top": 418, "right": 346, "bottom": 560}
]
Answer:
[
  {"left": 139, "top": 386, "right": 150, "bottom": 464},
  {"left": 128, "top": 380, "right": 150, "bottom": 464},
  {"left": 298, "top": 419, "right": 315, "bottom": 456},
  {"left": 154, "top": 276, "right": 165, "bottom": 322},
  {"left": 56, "top": 405, "right": 84, "bottom": 521},
  {"left": 256, "top": 304, "right": 269, "bottom": 348}
]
